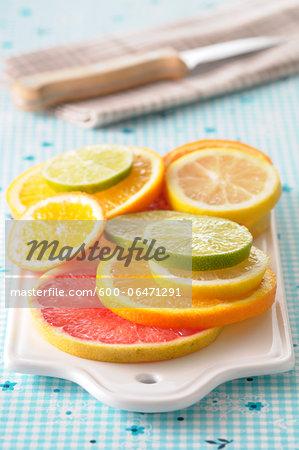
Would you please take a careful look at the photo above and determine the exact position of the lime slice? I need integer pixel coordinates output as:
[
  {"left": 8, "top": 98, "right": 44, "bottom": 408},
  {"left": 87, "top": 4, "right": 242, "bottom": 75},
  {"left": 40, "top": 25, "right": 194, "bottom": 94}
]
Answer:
[
  {"left": 143, "top": 214, "right": 253, "bottom": 271},
  {"left": 105, "top": 211, "right": 253, "bottom": 271},
  {"left": 42, "top": 144, "right": 133, "bottom": 193},
  {"left": 104, "top": 210, "right": 184, "bottom": 247},
  {"left": 149, "top": 246, "right": 269, "bottom": 298}
]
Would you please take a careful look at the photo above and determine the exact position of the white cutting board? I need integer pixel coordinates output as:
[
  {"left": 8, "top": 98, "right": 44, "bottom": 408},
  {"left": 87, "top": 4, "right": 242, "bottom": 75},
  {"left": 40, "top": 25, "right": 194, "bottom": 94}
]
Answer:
[{"left": 4, "top": 212, "right": 294, "bottom": 413}]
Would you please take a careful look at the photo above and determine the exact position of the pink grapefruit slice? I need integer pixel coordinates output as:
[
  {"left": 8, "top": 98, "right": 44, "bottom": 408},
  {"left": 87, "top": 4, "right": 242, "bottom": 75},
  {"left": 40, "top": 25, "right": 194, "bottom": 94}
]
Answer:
[{"left": 29, "top": 264, "right": 221, "bottom": 363}]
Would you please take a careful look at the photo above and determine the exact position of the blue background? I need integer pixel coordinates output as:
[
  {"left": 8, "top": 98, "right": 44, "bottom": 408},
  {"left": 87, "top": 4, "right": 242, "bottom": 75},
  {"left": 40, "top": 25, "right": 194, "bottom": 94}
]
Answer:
[{"left": 0, "top": 0, "right": 298, "bottom": 448}]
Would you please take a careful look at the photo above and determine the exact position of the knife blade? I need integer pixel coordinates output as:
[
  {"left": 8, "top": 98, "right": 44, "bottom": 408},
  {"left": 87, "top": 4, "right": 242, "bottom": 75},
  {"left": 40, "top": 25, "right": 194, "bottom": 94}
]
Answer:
[
  {"left": 12, "top": 37, "right": 281, "bottom": 111},
  {"left": 180, "top": 37, "right": 281, "bottom": 69}
]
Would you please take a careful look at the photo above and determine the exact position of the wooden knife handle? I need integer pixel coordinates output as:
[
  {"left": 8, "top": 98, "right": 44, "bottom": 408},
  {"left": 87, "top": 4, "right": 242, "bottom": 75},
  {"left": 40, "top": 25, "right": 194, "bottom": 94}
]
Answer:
[{"left": 11, "top": 48, "right": 188, "bottom": 111}]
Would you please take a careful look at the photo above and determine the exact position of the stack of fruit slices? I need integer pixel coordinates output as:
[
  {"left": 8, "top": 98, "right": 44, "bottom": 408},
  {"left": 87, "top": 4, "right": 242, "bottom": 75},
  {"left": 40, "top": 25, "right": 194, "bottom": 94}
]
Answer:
[
  {"left": 99, "top": 212, "right": 276, "bottom": 330},
  {"left": 26, "top": 210, "right": 276, "bottom": 363},
  {"left": 6, "top": 140, "right": 281, "bottom": 363},
  {"left": 6, "top": 144, "right": 164, "bottom": 219},
  {"left": 7, "top": 140, "right": 281, "bottom": 236}
]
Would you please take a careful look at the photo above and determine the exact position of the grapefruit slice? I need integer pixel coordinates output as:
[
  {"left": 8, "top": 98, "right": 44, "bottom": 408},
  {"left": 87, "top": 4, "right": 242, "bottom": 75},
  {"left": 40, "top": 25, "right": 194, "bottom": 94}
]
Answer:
[
  {"left": 29, "top": 265, "right": 221, "bottom": 363},
  {"left": 6, "top": 147, "right": 164, "bottom": 219}
]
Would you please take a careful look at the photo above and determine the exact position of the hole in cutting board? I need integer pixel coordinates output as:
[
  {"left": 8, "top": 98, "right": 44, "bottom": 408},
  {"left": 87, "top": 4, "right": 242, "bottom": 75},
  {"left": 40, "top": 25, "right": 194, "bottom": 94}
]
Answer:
[{"left": 136, "top": 373, "right": 159, "bottom": 384}]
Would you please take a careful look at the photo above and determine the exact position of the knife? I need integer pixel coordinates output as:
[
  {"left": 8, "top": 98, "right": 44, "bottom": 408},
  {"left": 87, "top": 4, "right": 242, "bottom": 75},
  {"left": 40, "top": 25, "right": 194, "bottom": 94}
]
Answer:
[{"left": 11, "top": 37, "right": 281, "bottom": 111}]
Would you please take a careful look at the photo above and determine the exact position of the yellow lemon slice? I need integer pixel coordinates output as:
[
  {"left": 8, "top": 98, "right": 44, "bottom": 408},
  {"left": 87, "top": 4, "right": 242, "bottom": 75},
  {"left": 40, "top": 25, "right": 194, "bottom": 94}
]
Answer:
[{"left": 166, "top": 148, "right": 281, "bottom": 223}]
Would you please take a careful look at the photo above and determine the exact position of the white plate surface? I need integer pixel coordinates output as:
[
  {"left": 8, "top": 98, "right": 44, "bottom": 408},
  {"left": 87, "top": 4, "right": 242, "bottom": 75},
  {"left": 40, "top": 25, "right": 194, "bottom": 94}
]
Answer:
[{"left": 4, "top": 213, "right": 294, "bottom": 412}]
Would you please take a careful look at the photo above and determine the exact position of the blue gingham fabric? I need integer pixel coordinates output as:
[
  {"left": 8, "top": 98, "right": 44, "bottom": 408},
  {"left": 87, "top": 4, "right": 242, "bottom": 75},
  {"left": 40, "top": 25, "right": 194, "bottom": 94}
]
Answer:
[{"left": 0, "top": 0, "right": 298, "bottom": 448}]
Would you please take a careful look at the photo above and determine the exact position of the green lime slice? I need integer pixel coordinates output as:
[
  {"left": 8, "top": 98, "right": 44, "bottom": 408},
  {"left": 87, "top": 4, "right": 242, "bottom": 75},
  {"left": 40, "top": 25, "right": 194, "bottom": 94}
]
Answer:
[
  {"left": 144, "top": 215, "right": 253, "bottom": 271},
  {"left": 105, "top": 210, "right": 185, "bottom": 247},
  {"left": 42, "top": 144, "right": 133, "bottom": 193},
  {"left": 105, "top": 211, "right": 253, "bottom": 271}
]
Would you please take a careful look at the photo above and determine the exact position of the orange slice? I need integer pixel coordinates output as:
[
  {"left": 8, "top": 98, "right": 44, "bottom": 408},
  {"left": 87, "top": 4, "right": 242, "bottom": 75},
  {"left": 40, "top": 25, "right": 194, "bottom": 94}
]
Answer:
[
  {"left": 97, "top": 257, "right": 276, "bottom": 329},
  {"left": 164, "top": 139, "right": 272, "bottom": 169},
  {"left": 6, "top": 147, "right": 164, "bottom": 219},
  {"left": 7, "top": 193, "right": 105, "bottom": 272},
  {"left": 166, "top": 148, "right": 281, "bottom": 223}
]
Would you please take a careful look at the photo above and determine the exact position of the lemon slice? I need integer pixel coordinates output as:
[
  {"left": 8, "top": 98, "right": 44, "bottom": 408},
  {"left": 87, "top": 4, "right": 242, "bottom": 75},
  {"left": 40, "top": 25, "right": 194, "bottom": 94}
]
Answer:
[
  {"left": 166, "top": 148, "right": 281, "bottom": 223},
  {"left": 149, "top": 246, "right": 269, "bottom": 298},
  {"left": 97, "top": 256, "right": 277, "bottom": 329},
  {"left": 42, "top": 144, "right": 133, "bottom": 193}
]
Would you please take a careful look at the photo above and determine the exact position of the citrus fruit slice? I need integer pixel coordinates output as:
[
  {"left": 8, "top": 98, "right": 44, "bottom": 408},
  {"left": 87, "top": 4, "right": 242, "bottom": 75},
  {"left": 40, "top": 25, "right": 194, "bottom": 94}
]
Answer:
[
  {"left": 42, "top": 144, "right": 133, "bottom": 193},
  {"left": 166, "top": 148, "right": 281, "bottom": 223},
  {"left": 149, "top": 246, "right": 269, "bottom": 299},
  {"left": 6, "top": 164, "right": 57, "bottom": 219},
  {"left": 97, "top": 257, "right": 277, "bottom": 329},
  {"left": 6, "top": 147, "right": 164, "bottom": 219},
  {"left": 7, "top": 193, "right": 105, "bottom": 272},
  {"left": 164, "top": 139, "right": 272, "bottom": 169},
  {"left": 144, "top": 214, "right": 253, "bottom": 271},
  {"left": 105, "top": 210, "right": 185, "bottom": 247},
  {"left": 29, "top": 265, "right": 221, "bottom": 363},
  {"left": 105, "top": 211, "right": 252, "bottom": 270}
]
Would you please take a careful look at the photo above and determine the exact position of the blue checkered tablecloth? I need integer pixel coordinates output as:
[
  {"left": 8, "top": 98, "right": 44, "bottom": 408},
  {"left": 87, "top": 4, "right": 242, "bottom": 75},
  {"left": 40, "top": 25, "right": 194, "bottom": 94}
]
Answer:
[{"left": 0, "top": 0, "right": 298, "bottom": 448}]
